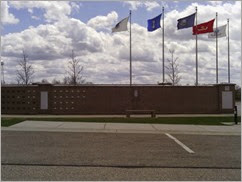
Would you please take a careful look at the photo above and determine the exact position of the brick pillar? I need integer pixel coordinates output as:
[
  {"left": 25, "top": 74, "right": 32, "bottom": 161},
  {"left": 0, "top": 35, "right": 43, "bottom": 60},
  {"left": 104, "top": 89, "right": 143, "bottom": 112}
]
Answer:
[
  {"left": 216, "top": 83, "right": 235, "bottom": 113},
  {"left": 37, "top": 83, "right": 53, "bottom": 114}
]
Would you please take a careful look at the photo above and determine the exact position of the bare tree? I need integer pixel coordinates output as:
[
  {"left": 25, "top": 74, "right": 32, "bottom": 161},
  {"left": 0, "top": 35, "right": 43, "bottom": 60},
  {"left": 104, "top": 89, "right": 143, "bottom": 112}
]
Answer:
[
  {"left": 41, "top": 79, "right": 49, "bottom": 83},
  {"left": 62, "top": 76, "right": 70, "bottom": 85},
  {"left": 66, "top": 50, "right": 85, "bottom": 85},
  {"left": 165, "top": 49, "right": 181, "bottom": 85},
  {"left": 52, "top": 78, "right": 61, "bottom": 85},
  {"left": 16, "top": 51, "right": 34, "bottom": 85},
  {"left": 16, "top": 78, "right": 21, "bottom": 85}
]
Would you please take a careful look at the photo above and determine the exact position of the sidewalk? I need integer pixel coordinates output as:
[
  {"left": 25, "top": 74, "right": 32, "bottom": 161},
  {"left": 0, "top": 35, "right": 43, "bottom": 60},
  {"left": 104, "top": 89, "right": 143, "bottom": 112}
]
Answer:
[
  {"left": 2, "top": 120, "right": 241, "bottom": 135},
  {"left": 1, "top": 114, "right": 236, "bottom": 118}
]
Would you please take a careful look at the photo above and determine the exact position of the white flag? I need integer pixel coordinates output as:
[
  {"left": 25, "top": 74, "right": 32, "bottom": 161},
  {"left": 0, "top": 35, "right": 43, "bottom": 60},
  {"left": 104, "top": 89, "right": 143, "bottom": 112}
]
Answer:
[
  {"left": 112, "top": 16, "right": 129, "bottom": 33},
  {"left": 208, "top": 24, "right": 227, "bottom": 38}
]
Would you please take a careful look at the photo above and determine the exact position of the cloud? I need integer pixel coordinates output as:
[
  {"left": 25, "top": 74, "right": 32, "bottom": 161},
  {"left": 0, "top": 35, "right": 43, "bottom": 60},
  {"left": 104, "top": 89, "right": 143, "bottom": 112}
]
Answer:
[
  {"left": 208, "top": 1, "right": 223, "bottom": 6},
  {"left": 155, "top": 1, "right": 241, "bottom": 85},
  {"left": 144, "top": 1, "right": 161, "bottom": 11},
  {"left": 1, "top": 2, "right": 19, "bottom": 25},
  {"left": 123, "top": 1, "right": 160, "bottom": 11},
  {"left": 1, "top": 1, "right": 241, "bottom": 86},
  {"left": 1, "top": 17, "right": 107, "bottom": 60},
  {"left": 70, "top": 2, "right": 81, "bottom": 13},
  {"left": 31, "top": 15, "right": 40, "bottom": 20},
  {"left": 8, "top": 1, "right": 72, "bottom": 22},
  {"left": 87, "top": 11, "right": 118, "bottom": 31}
]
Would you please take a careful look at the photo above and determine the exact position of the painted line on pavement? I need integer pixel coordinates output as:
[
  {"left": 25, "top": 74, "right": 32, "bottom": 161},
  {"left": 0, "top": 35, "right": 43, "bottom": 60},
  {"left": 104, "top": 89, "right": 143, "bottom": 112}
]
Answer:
[{"left": 165, "top": 133, "right": 195, "bottom": 154}]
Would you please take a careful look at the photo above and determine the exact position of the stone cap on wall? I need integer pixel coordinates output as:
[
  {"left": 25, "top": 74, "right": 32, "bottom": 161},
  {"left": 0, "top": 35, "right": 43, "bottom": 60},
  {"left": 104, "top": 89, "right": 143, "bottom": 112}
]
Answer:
[{"left": 1, "top": 83, "right": 237, "bottom": 88}]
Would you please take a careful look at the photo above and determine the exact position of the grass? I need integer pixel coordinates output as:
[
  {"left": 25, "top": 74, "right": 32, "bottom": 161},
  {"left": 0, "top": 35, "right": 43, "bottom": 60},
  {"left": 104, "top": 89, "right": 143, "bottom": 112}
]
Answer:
[
  {"left": 1, "top": 116, "right": 240, "bottom": 127},
  {"left": 1, "top": 118, "right": 27, "bottom": 127}
]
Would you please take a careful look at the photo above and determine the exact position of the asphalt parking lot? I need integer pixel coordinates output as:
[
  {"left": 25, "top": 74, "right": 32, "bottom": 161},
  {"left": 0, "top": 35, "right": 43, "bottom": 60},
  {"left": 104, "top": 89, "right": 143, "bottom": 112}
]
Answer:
[{"left": 1, "top": 131, "right": 241, "bottom": 181}]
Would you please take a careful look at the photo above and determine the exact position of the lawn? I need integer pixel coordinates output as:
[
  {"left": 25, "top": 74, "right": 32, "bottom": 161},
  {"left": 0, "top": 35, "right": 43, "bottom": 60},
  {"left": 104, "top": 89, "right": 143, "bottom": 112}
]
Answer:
[{"left": 1, "top": 116, "right": 240, "bottom": 127}]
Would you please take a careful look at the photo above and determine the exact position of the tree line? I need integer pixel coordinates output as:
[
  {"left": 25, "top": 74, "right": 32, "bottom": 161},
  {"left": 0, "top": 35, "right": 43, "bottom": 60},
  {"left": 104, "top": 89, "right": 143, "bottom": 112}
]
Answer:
[
  {"left": 15, "top": 49, "right": 181, "bottom": 86},
  {"left": 16, "top": 50, "right": 91, "bottom": 85},
  {"left": 10, "top": 49, "right": 182, "bottom": 85}
]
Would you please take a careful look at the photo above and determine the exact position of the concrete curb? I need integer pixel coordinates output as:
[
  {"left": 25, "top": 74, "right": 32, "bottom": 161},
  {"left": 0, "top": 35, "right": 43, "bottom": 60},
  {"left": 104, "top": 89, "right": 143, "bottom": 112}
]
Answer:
[
  {"left": 1, "top": 114, "right": 236, "bottom": 118},
  {"left": 2, "top": 120, "right": 241, "bottom": 136},
  {"left": 2, "top": 127, "right": 240, "bottom": 136}
]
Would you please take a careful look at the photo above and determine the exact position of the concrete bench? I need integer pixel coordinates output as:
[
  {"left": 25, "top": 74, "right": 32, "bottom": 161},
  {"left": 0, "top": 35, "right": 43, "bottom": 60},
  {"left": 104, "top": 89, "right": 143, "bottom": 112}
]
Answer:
[{"left": 126, "top": 110, "right": 156, "bottom": 118}]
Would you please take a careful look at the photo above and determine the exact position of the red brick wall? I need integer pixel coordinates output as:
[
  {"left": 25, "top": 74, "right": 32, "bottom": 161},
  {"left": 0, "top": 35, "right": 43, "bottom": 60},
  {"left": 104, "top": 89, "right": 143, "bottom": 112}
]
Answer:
[
  {"left": 1, "top": 85, "right": 39, "bottom": 114},
  {"left": 1, "top": 84, "right": 235, "bottom": 114}
]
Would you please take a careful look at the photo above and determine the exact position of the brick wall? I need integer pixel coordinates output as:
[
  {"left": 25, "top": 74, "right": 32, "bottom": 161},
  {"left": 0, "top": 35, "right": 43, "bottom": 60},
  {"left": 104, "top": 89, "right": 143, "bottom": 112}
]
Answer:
[{"left": 1, "top": 84, "right": 235, "bottom": 114}]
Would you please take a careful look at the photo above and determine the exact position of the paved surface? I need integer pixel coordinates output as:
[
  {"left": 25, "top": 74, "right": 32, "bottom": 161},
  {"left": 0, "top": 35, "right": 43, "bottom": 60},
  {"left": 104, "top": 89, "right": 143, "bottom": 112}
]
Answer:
[
  {"left": 1, "top": 131, "right": 241, "bottom": 181},
  {"left": 1, "top": 120, "right": 241, "bottom": 180},
  {"left": 2, "top": 120, "right": 241, "bottom": 135},
  {"left": 1, "top": 113, "right": 236, "bottom": 118},
  {"left": 2, "top": 165, "right": 240, "bottom": 181}
]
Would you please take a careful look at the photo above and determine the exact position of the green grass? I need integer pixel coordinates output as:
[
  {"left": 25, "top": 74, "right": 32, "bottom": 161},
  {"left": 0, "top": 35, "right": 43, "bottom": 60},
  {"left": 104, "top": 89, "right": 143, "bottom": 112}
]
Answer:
[
  {"left": 1, "top": 118, "right": 27, "bottom": 127},
  {"left": 1, "top": 116, "right": 240, "bottom": 127}
]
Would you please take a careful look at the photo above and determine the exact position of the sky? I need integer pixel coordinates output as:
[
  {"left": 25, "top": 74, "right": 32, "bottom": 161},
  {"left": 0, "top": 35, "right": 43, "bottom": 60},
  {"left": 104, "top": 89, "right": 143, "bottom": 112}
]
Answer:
[{"left": 0, "top": 1, "right": 241, "bottom": 85}]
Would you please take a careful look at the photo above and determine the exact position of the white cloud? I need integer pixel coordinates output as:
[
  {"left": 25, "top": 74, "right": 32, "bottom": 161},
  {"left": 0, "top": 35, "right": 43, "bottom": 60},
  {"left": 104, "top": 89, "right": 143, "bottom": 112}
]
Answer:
[
  {"left": 28, "top": 8, "right": 33, "bottom": 14},
  {"left": 87, "top": 11, "right": 118, "bottom": 31},
  {"left": 123, "top": 1, "right": 142, "bottom": 11},
  {"left": 1, "top": 1, "right": 19, "bottom": 25},
  {"left": 208, "top": 1, "right": 223, "bottom": 6},
  {"left": 123, "top": 1, "right": 160, "bottom": 11},
  {"left": 31, "top": 15, "right": 40, "bottom": 20},
  {"left": 70, "top": 2, "right": 81, "bottom": 13},
  {"left": 144, "top": 1, "right": 161, "bottom": 11},
  {"left": 1, "top": 1, "right": 241, "bottom": 86},
  {"left": 8, "top": 1, "right": 72, "bottom": 22}
]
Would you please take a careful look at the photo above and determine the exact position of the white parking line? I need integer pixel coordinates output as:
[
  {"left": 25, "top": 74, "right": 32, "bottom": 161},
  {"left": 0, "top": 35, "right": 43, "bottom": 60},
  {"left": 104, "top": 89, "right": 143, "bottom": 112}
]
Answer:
[{"left": 165, "top": 133, "right": 195, "bottom": 154}]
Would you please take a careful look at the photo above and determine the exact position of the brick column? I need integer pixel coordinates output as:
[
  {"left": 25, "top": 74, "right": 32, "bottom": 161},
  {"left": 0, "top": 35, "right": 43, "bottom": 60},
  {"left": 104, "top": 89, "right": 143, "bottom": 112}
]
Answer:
[{"left": 216, "top": 83, "right": 235, "bottom": 113}]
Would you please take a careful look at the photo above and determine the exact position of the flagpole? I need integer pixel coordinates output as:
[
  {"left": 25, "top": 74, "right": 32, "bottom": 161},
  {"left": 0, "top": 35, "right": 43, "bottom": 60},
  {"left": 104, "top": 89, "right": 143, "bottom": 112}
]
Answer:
[
  {"left": 216, "top": 12, "right": 218, "bottom": 84},
  {"left": 227, "top": 18, "right": 230, "bottom": 83},
  {"left": 162, "top": 7, "right": 165, "bottom": 83},
  {"left": 129, "top": 10, "right": 132, "bottom": 86},
  {"left": 195, "top": 6, "right": 198, "bottom": 86}
]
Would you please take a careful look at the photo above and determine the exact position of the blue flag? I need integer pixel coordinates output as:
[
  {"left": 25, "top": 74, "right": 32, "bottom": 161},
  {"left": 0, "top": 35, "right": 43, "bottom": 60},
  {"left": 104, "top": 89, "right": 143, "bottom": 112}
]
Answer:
[
  {"left": 177, "top": 13, "right": 196, "bottom": 30},
  {"left": 147, "top": 14, "right": 162, "bottom": 32}
]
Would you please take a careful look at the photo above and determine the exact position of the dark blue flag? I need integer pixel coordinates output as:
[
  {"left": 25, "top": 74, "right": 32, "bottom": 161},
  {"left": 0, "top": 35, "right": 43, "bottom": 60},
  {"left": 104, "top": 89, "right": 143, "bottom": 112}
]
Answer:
[
  {"left": 147, "top": 13, "right": 162, "bottom": 32},
  {"left": 177, "top": 13, "right": 196, "bottom": 30}
]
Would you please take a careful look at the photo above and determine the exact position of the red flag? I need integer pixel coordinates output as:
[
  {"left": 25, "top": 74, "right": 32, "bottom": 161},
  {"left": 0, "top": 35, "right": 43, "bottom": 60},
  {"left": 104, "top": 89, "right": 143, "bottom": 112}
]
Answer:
[{"left": 193, "top": 19, "right": 215, "bottom": 35}]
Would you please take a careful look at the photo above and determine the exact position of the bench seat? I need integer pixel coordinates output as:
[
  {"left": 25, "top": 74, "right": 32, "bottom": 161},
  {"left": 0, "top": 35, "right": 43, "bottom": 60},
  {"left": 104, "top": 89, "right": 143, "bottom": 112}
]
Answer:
[{"left": 126, "top": 110, "right": 156, "bottom": 118}]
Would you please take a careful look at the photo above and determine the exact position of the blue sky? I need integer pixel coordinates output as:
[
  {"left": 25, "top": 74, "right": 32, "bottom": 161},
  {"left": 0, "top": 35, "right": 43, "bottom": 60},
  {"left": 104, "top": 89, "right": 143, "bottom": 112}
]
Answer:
[
  {"left": 3, "top": 1, "right": 232, "bottom": 35},
  {"left": 1, "top": 1, "right": 241, "bottom": 85}
]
